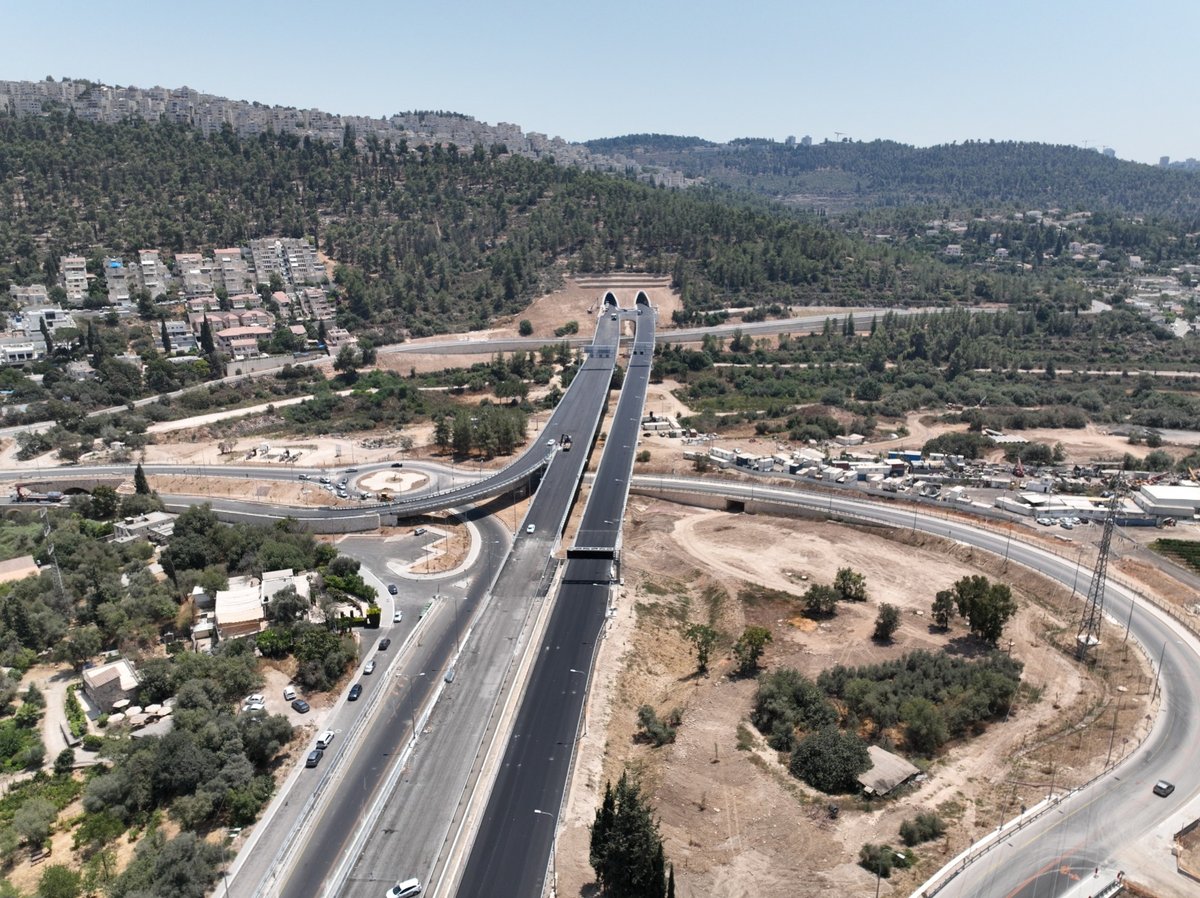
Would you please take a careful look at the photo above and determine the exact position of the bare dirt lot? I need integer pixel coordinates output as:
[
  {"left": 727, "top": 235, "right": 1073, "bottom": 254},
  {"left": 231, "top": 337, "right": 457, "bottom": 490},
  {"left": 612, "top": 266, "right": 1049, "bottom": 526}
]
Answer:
[{"left": 555, "top": 502, "right": 1156, "bottom": 898}]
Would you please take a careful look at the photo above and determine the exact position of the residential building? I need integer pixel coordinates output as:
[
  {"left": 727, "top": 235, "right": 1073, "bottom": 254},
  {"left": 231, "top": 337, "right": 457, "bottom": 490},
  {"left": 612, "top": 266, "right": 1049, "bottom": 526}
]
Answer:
[
  {"left": 163, "top": 319, "right": 197, "bottom": 353},
  {"left": 0, "top": 337, "right": 45, "bottom": 366},
  {"left": 214, "top": 248, "right": 252, "bottom": 295},
  {"left": 215, "top": 325, "right": 272, "bottom": 356},
  {"left": 138, "top": 250, "right": 168, "bottom": 297},
  {"left": 214, "top": 575, "right": 266, "bottom": 639},
  {"left": 104, "top": 259, "right": 132, "bottom": 306},
  {"left": 82, "top": 658, "right": 141, "bottom": 712},
  {"left": 7, "top": 284, "right": 49, "bottom": 307},
  {"left": 299, "top": 286, "right": 334, "bottom": 320},
  {"left": 176, "top": 253, "right": 215, "bottom": 297},
  {"left": 65, "top": 360, "right": 97, "bottom": 381},
  {"left": 324, "top": 326, "right": 358, "bottom": 354},
  {"left": 61, "top": 255, "right": 88, "bottom": 304},
  {"left": 112, "top": 511, "right": 178, "bottom": 544}
]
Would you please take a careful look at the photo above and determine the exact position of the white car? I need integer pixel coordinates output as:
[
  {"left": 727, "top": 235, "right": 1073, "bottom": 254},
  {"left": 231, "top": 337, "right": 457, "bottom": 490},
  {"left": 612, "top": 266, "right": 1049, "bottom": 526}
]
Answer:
[
  {"left": 385, "top": 880, "right": 422, "bottom": 898},
  {"left": 364, "top": 661, "right": 376, "bottom": 675},
  {"left": 393, "top": 610, "right": 403, "bottom": 623},
  {"left": 316, "top": 730, "right": 335, "bottom": 750},
  {"left": 526, "top": 523, "right": 536, "bottom": 534},
  {"left": 245, "top": 693, "right": 265, "bottom": 705},
  {"left": 243, "top": 701, "right": 265, "bottom": 713}
]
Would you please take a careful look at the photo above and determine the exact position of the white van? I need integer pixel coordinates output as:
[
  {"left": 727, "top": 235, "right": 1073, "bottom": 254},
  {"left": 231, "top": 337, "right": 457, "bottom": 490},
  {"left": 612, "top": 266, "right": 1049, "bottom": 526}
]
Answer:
[
  {"left": 316, "top": 730, "right": 335, "bottom": 750},
  {"left": 283, "top": 685, "right": 296, "bottom": 701}
]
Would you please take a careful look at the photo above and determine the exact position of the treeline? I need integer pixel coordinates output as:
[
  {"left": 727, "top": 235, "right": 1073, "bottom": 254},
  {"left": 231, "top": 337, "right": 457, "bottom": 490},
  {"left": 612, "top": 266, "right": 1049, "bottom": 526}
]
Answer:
[
  {"left": 585, "top": 135, "right": 1200, "bottom": 221},
  {"left": 0, "top": 114, "right": 1062, "bottom": 340},
  {"left": 655, "top": 307, "right": 1200, "bottom": 436}
]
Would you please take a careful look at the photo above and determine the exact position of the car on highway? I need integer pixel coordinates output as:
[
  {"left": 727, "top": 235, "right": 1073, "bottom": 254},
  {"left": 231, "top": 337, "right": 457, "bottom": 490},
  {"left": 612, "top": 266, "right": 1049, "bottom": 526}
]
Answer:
[
  {"left": 1153, "top": 779, "right": 1175, "bottom": 797},
  {"left": 391, "top": 462, "right": 403, "bottom": 468},
  {"left": 291, "top": 699, "right": 310, "bottom": 714},
  {"left": 384, "top": 879, "right": 422, "bottom": 897},
  {"left": 364, "top": 661, "right": 376, "bottom": 675},
  {"left": 388, "top": 584, "right": 398, "bottom": 595},
  {"left": 526, "top": 523, "right": 535, "bottom": 534},
  {"left": 393, "top": 610, "right": 403, "bottom": 623},
  {"left": 378, "top": 638, "right": 391, "bottom": 651},
  {"left": 319, "top": 476, "right": 331, "bottom": 484},
  {"left": 316, "top": 730, "right": 335, "bottom": 750},
  {"left": 346, "top": 467, "right": 358, "bottom": 472},
  {"left": 348, "top": 683, "right": 363, "bottom": 701},
  {"left": 305, "top": 748, "right": 323, "bottom": 768},
  {"left": 298, "top": 473, "right": 309, "bottom": 480}
]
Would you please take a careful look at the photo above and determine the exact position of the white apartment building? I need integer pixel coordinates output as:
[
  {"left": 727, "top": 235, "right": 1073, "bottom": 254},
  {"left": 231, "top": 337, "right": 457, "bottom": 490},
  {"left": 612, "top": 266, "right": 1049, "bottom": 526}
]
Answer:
[{"left": 61, "top": 255, "right": 88, "bottom": 304}]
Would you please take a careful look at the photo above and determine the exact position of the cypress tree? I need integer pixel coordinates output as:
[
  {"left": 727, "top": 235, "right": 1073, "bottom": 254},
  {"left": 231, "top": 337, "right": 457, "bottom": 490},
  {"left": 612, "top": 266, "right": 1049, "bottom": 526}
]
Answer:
[{"left": 134, "top": 463, "right": 151, "bottom": 496}]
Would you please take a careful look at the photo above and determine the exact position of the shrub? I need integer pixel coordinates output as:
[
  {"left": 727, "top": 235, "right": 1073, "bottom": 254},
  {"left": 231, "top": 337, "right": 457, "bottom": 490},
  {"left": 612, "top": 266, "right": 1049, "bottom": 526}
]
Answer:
[
  {"left": 873, "top": 604, "right": 901, "bottom": 642},
  {"left": 64, "top": 687, "right": 87, "bottom": 739},
  {"left": 899, "top": 812, "right": 947, "bottom": 846},
  {"left": 81, "top": 734, "right": 103, "bottom": 752},
  {"left": 789, "top": 727, "right": 871, "bottom": 793},
  {"left": 752, "top": 668, "right": 838, "bottom": 751},
  {"left": 635, "top": 705, "right": 682, "bottom": 747}
]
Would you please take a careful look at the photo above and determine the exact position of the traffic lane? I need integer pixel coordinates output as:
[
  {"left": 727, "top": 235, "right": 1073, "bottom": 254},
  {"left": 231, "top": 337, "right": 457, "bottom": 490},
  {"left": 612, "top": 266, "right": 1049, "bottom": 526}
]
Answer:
[
  {"left": 278, "top": 607, "right": 455, "bottom": 898},
  {"left": 340, "top": 508, "right": 580, "bottom": 893},
  {"left": 277, "top": 520, "right": 509, "bottom": 898},
  {"left": 455, "top": 580, "right": 607, "bottom": 898}
]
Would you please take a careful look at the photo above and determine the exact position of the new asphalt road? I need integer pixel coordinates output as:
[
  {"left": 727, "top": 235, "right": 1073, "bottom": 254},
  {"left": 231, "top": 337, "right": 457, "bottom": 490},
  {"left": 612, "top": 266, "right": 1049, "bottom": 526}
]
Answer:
[
  {"left": 454, "top": 306, "right": 656, "bottom": 898},
  {"left": 269, "top": 309, "right": 623, "bottom": 897}
]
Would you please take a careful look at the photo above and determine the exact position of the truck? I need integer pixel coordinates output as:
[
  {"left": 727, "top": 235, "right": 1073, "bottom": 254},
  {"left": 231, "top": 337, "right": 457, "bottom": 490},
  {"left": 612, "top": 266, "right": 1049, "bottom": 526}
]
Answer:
[{"left": 560, "top": 433, "right": 573, "bottom": 452}]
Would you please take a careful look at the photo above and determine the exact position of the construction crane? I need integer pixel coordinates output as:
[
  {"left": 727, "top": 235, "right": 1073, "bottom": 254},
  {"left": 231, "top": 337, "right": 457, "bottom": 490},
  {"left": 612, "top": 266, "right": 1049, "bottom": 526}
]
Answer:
[
  {"left": 1076, "top": 483, "right": 1122, "bottom": 660},
  {"left": 834, "top": 131, "right": 847, "bottom": 141}
]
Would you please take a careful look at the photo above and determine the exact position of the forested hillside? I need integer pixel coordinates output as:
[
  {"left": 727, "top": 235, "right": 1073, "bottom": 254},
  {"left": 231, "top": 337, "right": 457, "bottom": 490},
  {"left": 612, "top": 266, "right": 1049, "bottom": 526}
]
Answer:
[
  {"left": 585, "top": 135, "right": 1200, "bottom": 220},
  {"left": 1, "top": 115, "right": 1059, "bottom": 339}
]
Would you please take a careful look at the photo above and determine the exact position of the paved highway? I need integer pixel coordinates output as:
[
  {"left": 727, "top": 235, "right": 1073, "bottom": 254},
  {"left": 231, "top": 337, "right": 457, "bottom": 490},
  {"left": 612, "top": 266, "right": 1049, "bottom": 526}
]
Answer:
[
  {"left": 629, "top": 476, "right": 1200, "bottom": 898},
  {"left": 454, "top": 302, "right": 656, "bottom": 898},
  {"left": 262, "top": 308, "right": 622, "bottom": 897},
  {"left": 225, "top": 508, "right": 511, "bottom": 897}
]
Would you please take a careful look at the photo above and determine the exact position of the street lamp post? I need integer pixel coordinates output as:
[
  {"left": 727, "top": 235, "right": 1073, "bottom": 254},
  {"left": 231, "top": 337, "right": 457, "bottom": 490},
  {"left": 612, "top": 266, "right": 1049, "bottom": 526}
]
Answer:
[{"left": 533, "top": 809, "right": 557, "bottom": 897}]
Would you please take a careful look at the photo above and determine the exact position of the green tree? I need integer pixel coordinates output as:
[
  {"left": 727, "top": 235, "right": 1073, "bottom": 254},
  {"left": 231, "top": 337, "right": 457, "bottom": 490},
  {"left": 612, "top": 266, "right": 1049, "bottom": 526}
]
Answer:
[
  {"left": 199, "top": 317, "right": 215, "bottom": 355},
  {"left": 931, "top": 589, "right": 957, "bottom": 630},
  {"left": 872, "top": 604, "right": 901, "bottom": 642},
  {"left": 160, "top": 319, "right": 171, "bottom": 354},
  {"left": 134, "top": 463, "right": 151, "bottom": 496},
  {"left": 788, "top": 727, "right": 871, "bottom": 794},
  {"left": 333, "top": 345, "right": 360, "bottom": 381},
  {"left": 803, "top": 583, "right": 839, "bottom": 618},
  {"left": 39, "top": 865, "right": 81, "bottom": 898},
  {"left": 53, "top": 747, "right": 75, "bottom": 776},
  {"left": 88, "top": 485, "right": 121, "bottom": 521},
  {"left": 589, "top": 772, "right": 667, "bottom": 898},
  {"left": 683, "top": 624, "right": 718, "bottom": 673},
  {"left": 732, "top": 625, "right": 772, "bottom": 676},
  {"left": 901, "top": 698, "right": 948, "bottom": 754},
  {"left": 13, "top": 797, "right": 57, "bottom": 846},
  {"left": 951, "top": 576, "right": 1017, "bottom": 644},
  {"left": 833, "top": 567, "right": 868, "bottom": 602},
  {"left": 518, "top": 319, "right": 533, "bottom": 336}
]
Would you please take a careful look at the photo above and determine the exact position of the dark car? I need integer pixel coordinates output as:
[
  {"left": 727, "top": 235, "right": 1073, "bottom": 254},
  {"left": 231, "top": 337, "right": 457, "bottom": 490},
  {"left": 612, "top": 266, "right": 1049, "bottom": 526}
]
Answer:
[
  {"left": 291, "top": 699, "right": 311, "bottom": 713},
  {"left": 391, "top": 462, "right": 404, "bottom": 468},
  {"left": 348, "top": 683, "right": 363, "bottom": 701},
  {"left": 378, "top": 638, "right": 391, "bottom": 651},
  {"left": 1153, "top": 779, "right": 1175, "bottom": 797},
  {"left": 306, "top": 748, "right": 323, "bottom": 768},
  {"left": 388, "top": 584, "right": 398, "bottom": 595}
]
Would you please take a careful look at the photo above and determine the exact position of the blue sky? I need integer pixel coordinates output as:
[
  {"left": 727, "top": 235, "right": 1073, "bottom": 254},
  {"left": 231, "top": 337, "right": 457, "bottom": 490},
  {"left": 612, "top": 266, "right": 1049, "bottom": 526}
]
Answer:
[{"left": 7, "top": 0, "right": 1198, "bottom": 164}]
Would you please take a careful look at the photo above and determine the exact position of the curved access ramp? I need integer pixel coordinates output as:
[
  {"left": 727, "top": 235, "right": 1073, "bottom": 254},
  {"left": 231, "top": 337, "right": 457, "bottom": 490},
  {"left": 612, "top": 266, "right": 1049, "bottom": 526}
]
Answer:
[{"left": 381, "top": 308, "right": 622, "bottom": 520}]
